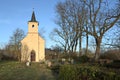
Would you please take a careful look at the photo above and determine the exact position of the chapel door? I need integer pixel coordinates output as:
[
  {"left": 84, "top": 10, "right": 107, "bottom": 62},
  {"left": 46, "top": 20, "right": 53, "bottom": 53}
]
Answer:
[{"left": 31, "top": 50, "right": 35, "bottom": 61}]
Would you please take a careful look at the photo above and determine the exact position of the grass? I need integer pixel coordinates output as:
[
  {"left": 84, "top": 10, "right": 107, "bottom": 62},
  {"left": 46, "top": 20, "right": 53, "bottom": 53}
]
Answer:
[
  {"left": 0, "top": 61, "right": 56, "bottom": 80},
  {"left": 1, "top": 61, "right": 119, "bottom": 80}
]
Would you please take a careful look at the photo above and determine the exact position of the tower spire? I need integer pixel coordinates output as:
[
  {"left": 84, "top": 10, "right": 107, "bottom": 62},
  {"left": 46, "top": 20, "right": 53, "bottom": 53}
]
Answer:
[{"left": 30, "top": 11, "right": 37, "bottom": 22}]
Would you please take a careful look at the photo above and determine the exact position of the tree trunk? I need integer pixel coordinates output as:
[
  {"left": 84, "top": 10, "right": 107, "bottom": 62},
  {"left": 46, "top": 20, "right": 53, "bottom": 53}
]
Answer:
[
  {"left": 74, "top": 38, "right": 78, "bottom": 52},
  {"left": 95, "top": 37, "right": 102, "bottom": 61},
  {"left": 79, "top": 36, "right": 82, "bottom": 56},
  {"left": 85, "top": 27, "right": 88, "bottom": 55}
]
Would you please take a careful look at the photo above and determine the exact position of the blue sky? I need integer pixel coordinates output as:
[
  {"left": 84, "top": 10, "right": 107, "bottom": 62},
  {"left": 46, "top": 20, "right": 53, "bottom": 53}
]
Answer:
[
  {"left": 0, "top": 0, "right": 64, "bottom": 48},
  {"left": 0, "top": 0, "right": 118, "bottom": 50}
]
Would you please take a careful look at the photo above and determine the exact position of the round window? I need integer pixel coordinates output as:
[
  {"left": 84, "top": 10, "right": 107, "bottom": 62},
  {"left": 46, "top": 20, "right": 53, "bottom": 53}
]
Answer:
[{"left": 32, "top": 25, "right": 34, "bottom": 28}]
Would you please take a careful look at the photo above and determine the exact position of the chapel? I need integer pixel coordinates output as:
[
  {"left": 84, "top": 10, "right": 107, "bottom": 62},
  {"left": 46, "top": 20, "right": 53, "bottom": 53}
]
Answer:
[{"left": 21, "top": 11, "right": 45, "bottom": 62}]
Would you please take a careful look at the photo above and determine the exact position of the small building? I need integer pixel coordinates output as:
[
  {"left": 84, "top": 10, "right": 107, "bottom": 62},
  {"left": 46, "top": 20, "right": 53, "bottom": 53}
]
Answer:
[{"left": 21, "top": 11, "right": 45, "bottom": 62}]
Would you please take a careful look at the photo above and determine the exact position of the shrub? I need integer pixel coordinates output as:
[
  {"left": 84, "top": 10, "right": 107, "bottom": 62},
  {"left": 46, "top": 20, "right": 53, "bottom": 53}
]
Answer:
[
  {"left": 100, "top": 49, "right": 120, "bottom": 60},
  {"left": 105, "top": 60, "right": 120, "bottom": 69},
  {"left": 58, "top": 65, "right": 77, "bottom": 80},
  {"left": 58, "top": 65, "right": 120, "bottom": 80},
  {"left": 1, "top": 54, "right": 17, "bottom": 61},
  {"left": 78, "top": 55, "right": 89, "bottom": 63},
  {"left": 51, "top": 64, "right": 60, "bottom": 75},
  {"left": 0, "top": 52, "right": 2, "bottom": 61}
]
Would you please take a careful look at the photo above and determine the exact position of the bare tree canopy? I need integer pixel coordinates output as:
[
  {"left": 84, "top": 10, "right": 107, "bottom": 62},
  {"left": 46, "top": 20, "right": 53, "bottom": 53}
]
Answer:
[
  {"left": 9, "top": 28, "right": 25, "bottom": 61},
  {"left": 104, "top": 26, "right": 120, "bottom": 50},
  {"left": 52, "top": 0, "right": 87, "bottom": 54},
  {"left": 83, "top": 0, "right": 120, "bottom": 60},
  {"left": 52, "top": 0, "right": 120, "bottom": 60}
]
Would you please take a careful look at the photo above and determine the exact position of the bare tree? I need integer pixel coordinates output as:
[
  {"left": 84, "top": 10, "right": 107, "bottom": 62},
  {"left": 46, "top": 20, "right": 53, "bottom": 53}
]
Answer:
[
  {"left": 83, "top": 0, "right": 120, "bottom": 60},
  {"left": 9, "top": 28, "right": 25, "bottom": 61},
  {"left": 53, "top": 0, "right": 120, "bottom": 61},
  {"left": 104, "top": 26, "right": 120, "bottom": 50},
  {"left": 113, "top": 29, "right": 120, "bottom": 50},
  {"left": 52, "top": 0, "right": 85, "bottom": 54},
  {"left": 85, "top": 27, "right": 89, "bottom": 55},
  {"left": 51, "top": 45, "right": 63, "bottom": 53}
]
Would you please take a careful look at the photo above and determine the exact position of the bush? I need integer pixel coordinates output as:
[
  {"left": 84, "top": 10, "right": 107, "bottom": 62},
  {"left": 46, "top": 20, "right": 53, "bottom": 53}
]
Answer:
[
  {"left": 51, "top": 64, "right": 60, "bottom": 74},
  {"left": 100, "top": 49, "right": 120, "bottom": 60},
  {"left": 1, "top": 54, "right": 17, "bottom": 61},
  {"left": 58, "top": 65, "right": 120, "bottom": 80},
  {"left": 0, "top": 52, "right": 2, "bottom": 61},
  {"left": 78, "top": 55, "right": 89, "bottom": 63},
  {"left": 58, "top": 65, "right": 77, "bottom": 80},
  {"left": 105, "top": 60, "right": 120, "bottom": 69}
]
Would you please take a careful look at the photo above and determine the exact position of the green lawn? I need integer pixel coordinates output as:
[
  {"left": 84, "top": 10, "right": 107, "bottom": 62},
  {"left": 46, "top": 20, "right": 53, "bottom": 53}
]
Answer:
[{"left": 0, "top": 61, "right": 56, "bottom": 80}]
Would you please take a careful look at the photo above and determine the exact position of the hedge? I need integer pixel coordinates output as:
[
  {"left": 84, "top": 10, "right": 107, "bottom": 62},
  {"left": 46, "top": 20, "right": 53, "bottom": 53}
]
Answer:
[{"left": 58, "top": 65, "right": 120, "bottom": 80}]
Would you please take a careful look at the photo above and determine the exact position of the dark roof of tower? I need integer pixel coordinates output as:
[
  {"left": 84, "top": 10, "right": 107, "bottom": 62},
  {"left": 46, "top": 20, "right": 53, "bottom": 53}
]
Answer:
[{"left": 29, "top": 11, "right": 37, "bottom": 22}]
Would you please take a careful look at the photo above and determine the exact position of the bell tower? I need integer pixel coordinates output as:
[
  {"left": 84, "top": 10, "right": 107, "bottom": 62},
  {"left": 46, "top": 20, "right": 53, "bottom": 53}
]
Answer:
[{"left": 28, "top": 11, "right": 39, "bottom": 33}]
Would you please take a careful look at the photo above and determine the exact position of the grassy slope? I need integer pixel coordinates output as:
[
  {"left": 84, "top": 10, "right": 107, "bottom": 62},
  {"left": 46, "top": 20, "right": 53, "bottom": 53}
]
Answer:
[{"left": 0, "top": 61, "right": 56, "bottom": 80}]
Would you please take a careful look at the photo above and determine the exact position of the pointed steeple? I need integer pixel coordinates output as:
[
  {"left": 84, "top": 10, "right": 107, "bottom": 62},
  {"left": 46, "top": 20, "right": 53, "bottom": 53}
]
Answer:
[{"left": 29, "top": 11, "right": 37, "bottom": 22}]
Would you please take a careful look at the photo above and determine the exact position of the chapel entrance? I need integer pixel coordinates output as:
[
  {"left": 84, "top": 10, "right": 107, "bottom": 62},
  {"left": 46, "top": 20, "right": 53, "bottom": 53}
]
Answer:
[{"left": 31, "top": 50, "right": 36, "bottom": 61}]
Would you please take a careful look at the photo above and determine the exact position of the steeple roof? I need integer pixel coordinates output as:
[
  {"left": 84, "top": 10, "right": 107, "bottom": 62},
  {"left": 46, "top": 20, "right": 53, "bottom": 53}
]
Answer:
[{"left": 29, "top": 11, "right": 37, "bottom": 22}]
